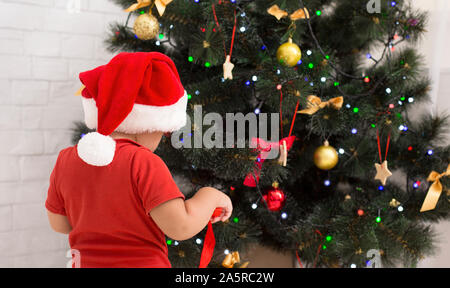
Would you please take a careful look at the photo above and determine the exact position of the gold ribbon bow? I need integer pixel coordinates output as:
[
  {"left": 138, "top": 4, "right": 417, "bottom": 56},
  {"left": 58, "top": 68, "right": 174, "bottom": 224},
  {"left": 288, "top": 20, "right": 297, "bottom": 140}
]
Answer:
[
  {"left": 298, "top": 95, "right": 344, "bottom": 115},
  {"left": 222, "top": 251, "right": 249, "bottom": 268},
  {"left": 75, "top": 85, "right": 85, "bottom": 96},
  {"left": 267, "top": 5, "right": 310, "bottom": 21},
  {"left": 125, "top": 0, "right": 172, "bottom": 16},
  {"left": 420, "top": 164, "right": 450, "bottom": 212}
]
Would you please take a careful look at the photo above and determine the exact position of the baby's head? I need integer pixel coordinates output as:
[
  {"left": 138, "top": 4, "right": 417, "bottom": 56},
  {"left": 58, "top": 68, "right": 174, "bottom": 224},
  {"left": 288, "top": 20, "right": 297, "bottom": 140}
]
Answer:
[{"left": 76, "top": 52, "right": 186, "bottom": 166}]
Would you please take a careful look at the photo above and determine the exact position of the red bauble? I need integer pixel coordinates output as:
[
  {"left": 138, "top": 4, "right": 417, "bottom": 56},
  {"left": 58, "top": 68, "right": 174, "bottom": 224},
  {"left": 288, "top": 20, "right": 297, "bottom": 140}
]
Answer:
[{"left": 262, "top": 183, "right": 286, "bottom": 212}]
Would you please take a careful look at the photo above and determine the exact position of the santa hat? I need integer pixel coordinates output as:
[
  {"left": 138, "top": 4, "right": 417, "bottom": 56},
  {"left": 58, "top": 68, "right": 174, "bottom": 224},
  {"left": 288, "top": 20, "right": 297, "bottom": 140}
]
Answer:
[{"left": 77, "top": 52, "right": 187, "bottom": 166}]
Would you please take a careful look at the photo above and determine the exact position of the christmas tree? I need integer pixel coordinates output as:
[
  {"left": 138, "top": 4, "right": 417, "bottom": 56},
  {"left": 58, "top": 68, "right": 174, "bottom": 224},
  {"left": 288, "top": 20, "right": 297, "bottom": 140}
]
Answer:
[{"left": 72, "top": 0, "right": 450, "bottom": 268}]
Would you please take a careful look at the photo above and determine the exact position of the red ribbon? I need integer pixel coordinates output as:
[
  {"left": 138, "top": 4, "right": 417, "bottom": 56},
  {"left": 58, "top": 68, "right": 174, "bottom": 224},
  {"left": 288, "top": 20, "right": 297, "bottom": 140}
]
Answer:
[
  {"left": 376, "top": 128, "right": 391, "bottom": 163},
  {"left": 295, "top": 230, "right": 324, "bottom": 268},
  {"left": 211, "top": 3, "right": 237, "bottom": 59},
  {"left": 243, "top": 136, "right": 296, "bottom": 187},
  {"left": 199, "top": 208, "right": 223, "bottom": 268}
]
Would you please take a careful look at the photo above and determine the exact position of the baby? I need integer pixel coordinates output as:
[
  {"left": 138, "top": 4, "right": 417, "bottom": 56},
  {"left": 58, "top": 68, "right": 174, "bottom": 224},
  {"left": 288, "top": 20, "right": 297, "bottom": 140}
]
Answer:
[{"left": 45, "top": 52, "right": 232, "bottom": 268}]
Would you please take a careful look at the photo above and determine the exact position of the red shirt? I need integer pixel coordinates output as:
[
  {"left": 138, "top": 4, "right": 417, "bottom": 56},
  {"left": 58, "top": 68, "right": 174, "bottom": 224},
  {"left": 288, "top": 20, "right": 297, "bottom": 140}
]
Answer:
[{"left": 45, "top": 138, "right": 185, "bottom": 268}]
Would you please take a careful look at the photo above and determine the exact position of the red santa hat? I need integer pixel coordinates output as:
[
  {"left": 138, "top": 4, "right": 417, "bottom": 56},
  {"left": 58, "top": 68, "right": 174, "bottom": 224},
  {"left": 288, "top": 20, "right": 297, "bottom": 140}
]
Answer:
[{"left": 77, "top": 52, "right": 187, "bottom": 166}]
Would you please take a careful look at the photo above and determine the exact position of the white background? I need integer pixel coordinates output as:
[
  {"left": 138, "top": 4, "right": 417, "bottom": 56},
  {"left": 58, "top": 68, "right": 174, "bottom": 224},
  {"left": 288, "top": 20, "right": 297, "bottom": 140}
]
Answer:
[{"left": 0, "top": 0, "right": 448, "bottom": 267}]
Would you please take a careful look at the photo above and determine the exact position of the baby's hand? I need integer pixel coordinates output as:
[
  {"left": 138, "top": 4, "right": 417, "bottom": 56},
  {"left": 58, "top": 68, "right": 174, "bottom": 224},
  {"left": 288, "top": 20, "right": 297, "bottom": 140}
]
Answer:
[{"left": 210, "top": 193, "right": 232, "bottom": 224}]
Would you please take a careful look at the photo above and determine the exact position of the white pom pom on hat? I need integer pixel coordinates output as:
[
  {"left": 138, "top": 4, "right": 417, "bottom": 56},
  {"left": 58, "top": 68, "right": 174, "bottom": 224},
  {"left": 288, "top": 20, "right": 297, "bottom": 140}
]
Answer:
[
  {"left": 77, "top": 132, "right": 116, "bottom": 166},
  {"left": 76, "top": 52, "right": 187, "bottom": 166}
]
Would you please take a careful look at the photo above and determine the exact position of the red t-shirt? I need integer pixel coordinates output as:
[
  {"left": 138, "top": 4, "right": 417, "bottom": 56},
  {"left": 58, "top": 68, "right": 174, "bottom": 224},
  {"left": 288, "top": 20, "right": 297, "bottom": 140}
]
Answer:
[{"left": 45, "top": 138, "right": 185, "bottom": 268}]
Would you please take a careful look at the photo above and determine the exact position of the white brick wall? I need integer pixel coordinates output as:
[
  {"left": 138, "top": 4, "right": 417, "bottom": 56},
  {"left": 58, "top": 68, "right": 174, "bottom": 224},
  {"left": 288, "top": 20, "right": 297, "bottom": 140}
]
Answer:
[{"left": 0, "top": 0, "right": 123, "bottom": 267}]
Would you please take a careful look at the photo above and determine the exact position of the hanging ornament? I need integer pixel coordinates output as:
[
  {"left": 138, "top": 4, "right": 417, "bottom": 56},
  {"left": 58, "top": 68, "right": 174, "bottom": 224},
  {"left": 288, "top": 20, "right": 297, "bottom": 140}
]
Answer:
[
  {"left": 262, "top": 182, "right": 286, "bottom": 212},
  {"left": 223, "top": 55, "right": 234, "bottom": 80},
  {"left": 267, "top": 5, "right": 310, "bottom": 21},
  {"left": 212, "top": 3, "right": 237, "bottom": 80},
  {"left": 374, "top": 129, "right": 392, "bottom": 186},
  {"left": 133, "top": 11, "right": 159, "bottom": 40},
  {"left": 313, "top": 140, "right": 339, "bottom": 170},
  {"left": 276, "top": 38, "right": 302, "bottom": 67},
  {"left": 420, "top": 164, "right": 450, "bottom": 212}
]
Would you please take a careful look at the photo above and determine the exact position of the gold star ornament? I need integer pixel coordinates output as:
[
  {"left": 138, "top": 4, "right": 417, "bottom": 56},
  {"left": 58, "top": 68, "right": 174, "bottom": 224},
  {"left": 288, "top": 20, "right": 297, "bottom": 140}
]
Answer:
[
  {"left": 223, "top": 55, "right": 234, "bottom": 80},
  {"left": 374, "top": 160, "right": 392, "bottom": 186}
]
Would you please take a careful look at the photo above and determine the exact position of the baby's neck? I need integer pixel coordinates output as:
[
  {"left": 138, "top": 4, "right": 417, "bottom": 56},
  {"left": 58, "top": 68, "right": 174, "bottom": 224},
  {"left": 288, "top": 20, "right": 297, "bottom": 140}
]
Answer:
[{"left": 110, "top": 131, "right": 137, "bottom": 142}]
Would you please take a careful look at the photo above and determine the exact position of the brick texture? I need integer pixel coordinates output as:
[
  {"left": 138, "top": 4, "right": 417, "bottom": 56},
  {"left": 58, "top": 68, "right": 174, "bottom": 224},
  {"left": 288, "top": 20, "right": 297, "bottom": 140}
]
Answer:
[{"left": 0, "top": 0, "right": 122, "bottom": 267}]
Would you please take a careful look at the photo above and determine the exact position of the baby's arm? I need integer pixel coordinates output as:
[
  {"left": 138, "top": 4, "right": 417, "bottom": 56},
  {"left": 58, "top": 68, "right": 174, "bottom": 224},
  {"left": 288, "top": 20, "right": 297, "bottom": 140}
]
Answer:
[
  {"left": 47, "top": 210, "right": 72, "bottom": 234},
  {"left": 150, "top": 187, "right": 232, "bottom": 241}
]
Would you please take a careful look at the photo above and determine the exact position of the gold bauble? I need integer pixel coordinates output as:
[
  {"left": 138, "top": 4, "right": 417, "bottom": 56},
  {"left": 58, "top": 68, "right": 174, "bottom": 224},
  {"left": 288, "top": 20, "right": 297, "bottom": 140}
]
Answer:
[
  {"left": 276, "top": 38, "right": 302, "bottom": 67},
  {"left": 133, "top": 13, "right": 159, "bottom": 40},
  {"left": 313, "top": 140, "right": 338, "bottom": 170}
]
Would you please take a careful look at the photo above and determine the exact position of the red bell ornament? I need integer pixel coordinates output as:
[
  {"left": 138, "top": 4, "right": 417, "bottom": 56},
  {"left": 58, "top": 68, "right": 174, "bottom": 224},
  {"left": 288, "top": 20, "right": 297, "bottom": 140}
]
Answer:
[{"left": 262, "top": 182, "right": 286, "bottom": 212}]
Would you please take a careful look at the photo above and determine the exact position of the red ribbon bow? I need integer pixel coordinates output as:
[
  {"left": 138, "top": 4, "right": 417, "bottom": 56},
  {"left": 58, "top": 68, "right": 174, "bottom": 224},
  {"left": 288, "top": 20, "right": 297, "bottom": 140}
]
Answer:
[{"left": 243, "top": 136, "right": 296, "bottom": 187}]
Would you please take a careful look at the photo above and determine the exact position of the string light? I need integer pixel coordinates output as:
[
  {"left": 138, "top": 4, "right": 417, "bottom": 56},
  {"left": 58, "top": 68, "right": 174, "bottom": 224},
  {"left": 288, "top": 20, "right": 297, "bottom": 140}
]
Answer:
[
  {"left": 321, "top": 77, "right": 327, "bottom": 82},
  {"left": 357, "top": 209, "right": 364, "bottom": 216},
  {"left": 240, "top": 26, "right": 246, "bottom": 32},
  {"left": 188, "top": 56, "right": 194, "bottom": 62},
  {"left": 205, "top": 62, "right": 211, "bottom": 67},
  {"left": 386, "top": 88, "right": 392, "bottom": 94},
  {"left": 276, "top": 69, "right": 281, "bottom": 75},
  {"left": 346, "top": 104, "right": 351, "bottom": 109},
  {"left": 308, "top": 63, "right": 314, "bottom": 69},
  {"left": 196, "top": 238, "right": 202, "bottom": 244},
  {"left": 350, "top": 264, "right": 357, "bottom": 268},
  {"left": 389, "top": 104, "right": 395, "bottom": 109},
  {"left": 338, "top": 148, "right": 345, "bottom": 154},
  {"left": 316, "top": 10, "right": 322, "bottom": 16},
  {"left": 297, "top": 60, "right": 302, "bottom": 65},
  {"left": 254, "top": 108, "right": 260, "bottom": 114},
  {"left": 306, "top": 50, "right": 312, "bottom": 56},
  {"left": 155, "top": 40, "right": 161, "bottom": 46},
  {"left": 252, "top": 75, "right": 258, "bottom": 81},
  {"left": 281, "top": 212, "right": 288, "bottom": 219},
  {"left": 251, "top": 203, "right": 258, "bottom": 209},
  {"left": 245, "top": 80, "right": 251, "bottom": 86},
  {"left": 224, "top": 249, "right": 230, "bottom": 255},
  {"left": 326, "top": 235, "right": 332, "bottom": 242},
  {"left": 378, "top": 186, "right": 384, "bottom": 191},
  {"left": 233, "top": 217, "right": 239, "bottom": 223},
  {"left": 351, "top": 128, "right": 358, "bottom": 134},
  {"left": 167, "top": 239, "right": 172, "bottom": 245},
  {"left": 324, "top": 180, "right": 331, "bottom": 186},
  {"left": 408, "top": 97, "right": 414, "bottom": 103},
  {"left": 366, "top": 53, "right": 372, "bottom": 59},
  {"left": 376, "top": 216, "right": 381, "bottom": 223},
  {"left": 353, "top": 107, "right": 359, "bottom": 113},
  {"left": 427, "top": 149, "right": 434, "bottom": 156},
  {"left": 398, "top": 206, "right": 404, "bottom": 212}
]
